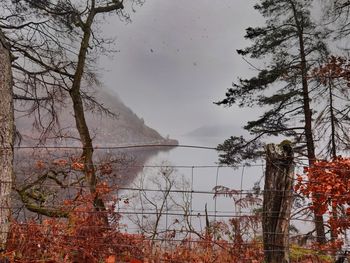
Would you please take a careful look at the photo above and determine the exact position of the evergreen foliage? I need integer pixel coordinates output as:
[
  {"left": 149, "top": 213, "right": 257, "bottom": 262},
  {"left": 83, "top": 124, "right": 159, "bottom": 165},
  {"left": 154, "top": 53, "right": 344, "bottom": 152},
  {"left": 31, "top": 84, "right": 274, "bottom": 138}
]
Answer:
[{"left": 216, "top": 0, "right": 328, "bottom": 165}]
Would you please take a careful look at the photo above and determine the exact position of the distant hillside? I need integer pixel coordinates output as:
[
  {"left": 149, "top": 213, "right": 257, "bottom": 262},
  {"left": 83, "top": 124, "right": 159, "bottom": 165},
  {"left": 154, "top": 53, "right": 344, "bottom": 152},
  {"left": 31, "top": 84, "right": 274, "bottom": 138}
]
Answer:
[
  {"left": 16, "top": 89, "right": 178, "bottom": 147},
  {"left": 87, "top": 89, "right": 178, "bottom": 146},
  {"left": 14, "top": 89, "right": 178, "bottom": 193},
  {"left": 13, "top": 89, "right": 178, "bottom": 220},
  {"left": 185, "top": 124, "right": 238, "bottom": 139}
]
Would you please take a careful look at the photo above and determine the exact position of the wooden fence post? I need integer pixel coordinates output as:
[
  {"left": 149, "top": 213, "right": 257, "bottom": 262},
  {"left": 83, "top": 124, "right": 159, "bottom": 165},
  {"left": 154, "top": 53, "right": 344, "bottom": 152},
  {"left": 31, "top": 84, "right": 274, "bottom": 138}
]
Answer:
[{"left": 263, "top": 143, "right": 294, "bottom": 263}]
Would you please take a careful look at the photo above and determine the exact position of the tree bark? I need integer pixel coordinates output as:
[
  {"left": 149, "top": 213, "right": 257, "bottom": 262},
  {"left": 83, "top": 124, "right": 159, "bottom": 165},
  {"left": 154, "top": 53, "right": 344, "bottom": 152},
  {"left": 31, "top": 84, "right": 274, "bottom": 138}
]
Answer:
[
  {"left": 329, "top": 83, "right": 337, "bottom": 159},
  {"left": 289, "top": 0, "right": 326, "bottom": 244},
  {"left": 69, "top": 11, "right": 109, "bottom": 220},
  {"left": 0, "top": 29, "right": 14, "bottom": 251},
  {"left": 299, "top": 31, "right": 326, "bottom": 245},
  {"left": 263, "top": 143, "right": 294, "bottom": 263},
  {"left": 68, "top": 1, "right": 124, "bottom": 219}
]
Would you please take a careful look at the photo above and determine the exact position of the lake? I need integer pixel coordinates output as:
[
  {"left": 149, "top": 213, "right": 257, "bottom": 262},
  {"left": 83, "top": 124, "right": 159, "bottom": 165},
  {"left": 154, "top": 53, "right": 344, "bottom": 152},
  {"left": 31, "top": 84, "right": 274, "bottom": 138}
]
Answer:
[{"left": 117, "top": 135, "right": 271, "bottom": 240}]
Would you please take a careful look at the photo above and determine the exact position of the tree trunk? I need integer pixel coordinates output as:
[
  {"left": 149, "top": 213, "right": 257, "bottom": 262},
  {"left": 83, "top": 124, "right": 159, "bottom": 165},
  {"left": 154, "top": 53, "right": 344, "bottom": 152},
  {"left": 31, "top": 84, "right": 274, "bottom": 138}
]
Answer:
[
  {"left": 263, "top": 143, "right": 294, "bottom": 263},
  {"left": 329, "top": 83, "right": 337, "bottom": 159},
  {"left": 289, "top": 0, "right": 326, "bottom": 244},
  {"left": 68, "top": 10, "right": 108, "bottom": 226},
  {"left": 68, "top": 1, "right": 125, "bottom": 225},
  {"left": 299, "top": 39, "right": 326, "bottom": 244},
  {"left": 0, "top": 30, "right": 14, "bottom": 251}
]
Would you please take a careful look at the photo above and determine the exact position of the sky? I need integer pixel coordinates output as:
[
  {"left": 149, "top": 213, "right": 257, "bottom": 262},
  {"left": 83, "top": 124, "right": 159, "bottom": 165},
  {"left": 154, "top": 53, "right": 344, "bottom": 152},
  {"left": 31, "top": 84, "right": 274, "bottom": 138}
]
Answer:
[{"left": 99, "top": 0, "right": 263, "bottom": 143}]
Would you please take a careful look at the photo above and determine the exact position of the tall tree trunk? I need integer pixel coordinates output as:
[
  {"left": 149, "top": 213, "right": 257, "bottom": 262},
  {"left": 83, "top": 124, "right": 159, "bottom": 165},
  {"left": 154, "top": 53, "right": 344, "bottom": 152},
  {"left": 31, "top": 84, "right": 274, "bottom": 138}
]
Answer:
[
  {"left": 299, "top": 34, "right": 326, "bottom": 244},
  {"left": 69, "top": 0, "right": 124, "bottom": 224},
  {"left": 263, "top": 143, "right": 294, "bottom": 263},
  {"left": 329, "top": 83, "right": 337, "bottom": 159},
  {"left": 69, "top": 9, "right": 107, "bottom": 220},
  {"left": 70, "top": 14, "right": 97, "bottom": 194},
  {"left": 328, "top": 83, "right": 339, "bottom": 240},
  {"left": 0, "top": 30, "right": 14, "bottom": 251},
  {"left": 289, "top": 0, "right": 326, "bottom": 244}
]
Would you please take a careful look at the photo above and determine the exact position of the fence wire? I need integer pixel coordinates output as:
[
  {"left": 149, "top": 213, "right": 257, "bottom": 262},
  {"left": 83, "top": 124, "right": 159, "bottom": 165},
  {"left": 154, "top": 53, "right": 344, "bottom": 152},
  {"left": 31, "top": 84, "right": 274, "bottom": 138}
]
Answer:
[{"left": 0, "top": 144, "right": 348, "bottom": 262}]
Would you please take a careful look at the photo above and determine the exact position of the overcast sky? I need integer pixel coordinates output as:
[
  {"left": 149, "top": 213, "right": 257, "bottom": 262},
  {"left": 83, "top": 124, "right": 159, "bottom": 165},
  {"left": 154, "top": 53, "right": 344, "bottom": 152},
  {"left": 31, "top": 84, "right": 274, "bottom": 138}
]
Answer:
[{"left": 99, "top": 0, "right": 263, "bottom": 142}]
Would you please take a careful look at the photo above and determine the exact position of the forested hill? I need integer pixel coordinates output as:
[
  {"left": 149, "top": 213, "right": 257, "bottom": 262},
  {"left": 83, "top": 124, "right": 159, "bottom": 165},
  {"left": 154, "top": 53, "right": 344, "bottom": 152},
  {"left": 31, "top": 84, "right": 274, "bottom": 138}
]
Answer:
[
  {"left": 86, "top": 89, "right": 178, "bottom": 146},
  {"left": 15, "top": 89, "right": 178, "bottom": 147}
]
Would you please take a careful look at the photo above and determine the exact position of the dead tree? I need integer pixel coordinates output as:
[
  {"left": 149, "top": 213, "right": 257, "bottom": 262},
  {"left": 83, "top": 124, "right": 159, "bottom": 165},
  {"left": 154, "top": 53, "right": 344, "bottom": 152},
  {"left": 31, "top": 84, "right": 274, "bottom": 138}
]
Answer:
[
  {"left": 263, "top": 142, "right": 294, "bottom": 263},
  {"left": 0, "top": 29, "right": 14, "bottom": 250}
]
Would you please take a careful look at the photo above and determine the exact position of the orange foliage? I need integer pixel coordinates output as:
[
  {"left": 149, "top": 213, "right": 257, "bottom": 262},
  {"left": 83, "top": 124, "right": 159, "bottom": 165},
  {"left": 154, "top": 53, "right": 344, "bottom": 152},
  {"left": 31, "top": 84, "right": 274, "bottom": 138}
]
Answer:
[
  {"left": 5, "top": 156, "right": 342, "bottom": 262},
  {"left": 312, "top": 56, "right": 350, "bottom": 86},
  {"left": 35, "top": 160, "right": 46, "bottom": 169},
  {"left": 3, "top": 184, "right": 145, "bottom": 262},
  {"left": 295, "top": 157, "right": 350, "bottom": 242},
  {"left": 153, "top": 238, "right": 263, "bottom": 263},
  {"left": 52, "top": 159, "right": 68, "bottom": 166},
  {"left": 71, "top": 161, "right": 85, "bottom": 171}
]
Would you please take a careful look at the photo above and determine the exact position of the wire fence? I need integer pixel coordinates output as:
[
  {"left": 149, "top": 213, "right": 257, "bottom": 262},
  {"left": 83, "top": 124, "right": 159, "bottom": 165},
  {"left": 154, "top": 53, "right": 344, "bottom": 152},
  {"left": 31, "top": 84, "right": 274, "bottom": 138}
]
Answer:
[{"left": 2, "top": 144, "right": 349, "bottom": 262}]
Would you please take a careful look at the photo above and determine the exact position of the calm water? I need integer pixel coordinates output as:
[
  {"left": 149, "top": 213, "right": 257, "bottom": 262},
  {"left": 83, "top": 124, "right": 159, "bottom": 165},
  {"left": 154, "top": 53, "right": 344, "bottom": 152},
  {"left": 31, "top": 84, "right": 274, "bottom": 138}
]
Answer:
[
  {"left": 117, "top": 135, "right": 314, "bottom": 237},
  {"left": 117, "top": 135, "right": 270, "bottom": 236}
]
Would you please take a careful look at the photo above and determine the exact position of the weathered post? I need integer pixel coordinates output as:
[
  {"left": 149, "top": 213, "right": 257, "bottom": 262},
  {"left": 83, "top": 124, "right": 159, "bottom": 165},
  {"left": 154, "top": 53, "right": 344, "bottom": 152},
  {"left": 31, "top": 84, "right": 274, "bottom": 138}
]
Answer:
[
  {"left": 263, "top": 142, "right": 294, "bottom": 263},
  {"left": 0, "top": 30, "right": 14, "bottom": 251}
]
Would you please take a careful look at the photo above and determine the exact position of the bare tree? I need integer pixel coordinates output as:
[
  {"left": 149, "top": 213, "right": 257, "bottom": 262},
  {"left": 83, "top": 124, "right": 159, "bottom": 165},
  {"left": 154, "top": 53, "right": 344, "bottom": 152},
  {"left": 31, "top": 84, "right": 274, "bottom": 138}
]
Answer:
[
  {"left": 128, "top": 164, "right": 190, "bottom": 243},
  {"left": 0, "top": 0, "right": 144, "bottom": 220}
]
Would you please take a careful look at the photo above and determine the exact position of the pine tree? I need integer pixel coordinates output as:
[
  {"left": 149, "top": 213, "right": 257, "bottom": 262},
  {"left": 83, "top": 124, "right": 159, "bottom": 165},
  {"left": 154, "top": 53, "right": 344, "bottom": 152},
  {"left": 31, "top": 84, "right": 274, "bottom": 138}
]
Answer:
[{"left": 216, "top": 0, "right": 328, "bottom": 243}]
